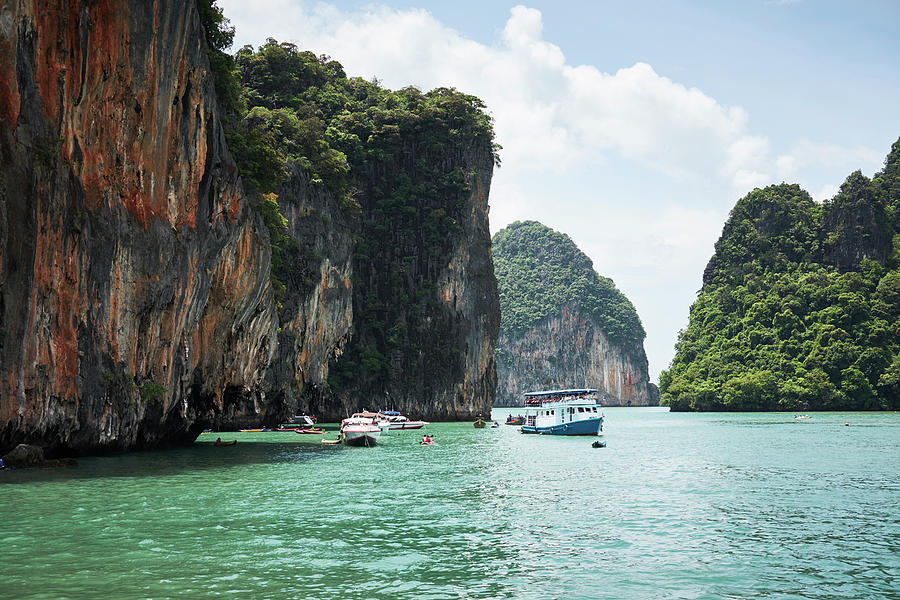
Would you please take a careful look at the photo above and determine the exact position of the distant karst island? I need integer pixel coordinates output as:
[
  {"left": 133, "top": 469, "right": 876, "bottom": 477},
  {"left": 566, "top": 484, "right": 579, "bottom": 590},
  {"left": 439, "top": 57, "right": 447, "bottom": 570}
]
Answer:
[{"left": 492, "top": 220, "right": 657, "bottom": 407}]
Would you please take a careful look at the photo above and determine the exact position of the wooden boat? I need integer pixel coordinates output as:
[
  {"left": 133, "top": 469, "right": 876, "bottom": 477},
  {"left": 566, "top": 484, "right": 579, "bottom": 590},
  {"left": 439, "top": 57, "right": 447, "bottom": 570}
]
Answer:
[
  {"left": 214, "top": 439, "right": 237, "bottom": 446},
  {"left": 293, "top": 428, "right": 324, "bottom": 434},
  {"left": 473, "top": 418, "right": 486, "bottom": 428}
]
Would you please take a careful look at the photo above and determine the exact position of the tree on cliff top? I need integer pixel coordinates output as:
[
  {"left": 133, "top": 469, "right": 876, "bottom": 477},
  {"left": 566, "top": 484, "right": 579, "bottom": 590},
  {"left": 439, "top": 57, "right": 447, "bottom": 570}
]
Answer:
[{"left": 492, "top": 220, "right": 645, "bottom": 350}]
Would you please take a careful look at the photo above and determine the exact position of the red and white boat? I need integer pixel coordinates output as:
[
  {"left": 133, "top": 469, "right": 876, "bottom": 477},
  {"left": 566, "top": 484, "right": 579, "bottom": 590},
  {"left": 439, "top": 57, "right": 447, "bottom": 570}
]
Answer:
[
  {"left": 340, "top": 414, "right": 382, "bottom": 446},
  {"left": 379, "top": 410, "right": 429, "bottom": 430}
]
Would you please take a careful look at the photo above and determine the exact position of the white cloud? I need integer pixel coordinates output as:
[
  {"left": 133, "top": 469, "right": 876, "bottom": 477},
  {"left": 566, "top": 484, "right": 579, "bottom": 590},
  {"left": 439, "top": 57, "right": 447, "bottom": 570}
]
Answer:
[
  {"left": 814, "top": 183, "right": 840, "bottom": 202},
  {"left": 774, "top": 140, "right": 883, "bottom": 201},
  {"left": 779, "top": 140, "right": 883, "bottom": 173},
  {"left": 775, "top": 154, "right": 798, "bottom": 180}
]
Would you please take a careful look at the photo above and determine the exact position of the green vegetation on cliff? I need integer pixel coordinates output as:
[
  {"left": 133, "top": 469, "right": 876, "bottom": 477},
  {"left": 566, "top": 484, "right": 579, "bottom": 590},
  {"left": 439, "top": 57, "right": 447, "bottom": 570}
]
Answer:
[
  {"left": 492, "top": 221, "right": 645, "bottom": 349},
  {"left": 660, "top": 138, "right": 900, "bottom": 411},
  {"left": 199, "top": 4, "right": 499, "bottom": 400}
]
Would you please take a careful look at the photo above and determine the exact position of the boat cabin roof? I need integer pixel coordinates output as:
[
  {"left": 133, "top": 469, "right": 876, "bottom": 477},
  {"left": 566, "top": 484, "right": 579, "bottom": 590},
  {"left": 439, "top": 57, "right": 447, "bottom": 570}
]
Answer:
[
  {"left": 522, "top": 388, "right": 599, "bottom": 406},
  {"left": 350, "top": 411, "right": 385, "bottom": 419},
  {"left": 523, "top": 388, "right": 597, "bottom": 398}
]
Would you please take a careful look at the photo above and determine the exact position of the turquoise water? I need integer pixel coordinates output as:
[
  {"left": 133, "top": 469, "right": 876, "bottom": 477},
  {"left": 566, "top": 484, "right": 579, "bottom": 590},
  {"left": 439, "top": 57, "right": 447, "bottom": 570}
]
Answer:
[{"left": 1, "top": 408, "right": 898, "bottom": 599}]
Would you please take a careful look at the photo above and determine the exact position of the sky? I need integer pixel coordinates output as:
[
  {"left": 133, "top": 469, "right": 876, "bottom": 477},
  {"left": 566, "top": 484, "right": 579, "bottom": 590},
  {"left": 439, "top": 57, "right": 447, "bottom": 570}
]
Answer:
[{"left": 218, "top": 0, "right": 900, "bottom": 381}]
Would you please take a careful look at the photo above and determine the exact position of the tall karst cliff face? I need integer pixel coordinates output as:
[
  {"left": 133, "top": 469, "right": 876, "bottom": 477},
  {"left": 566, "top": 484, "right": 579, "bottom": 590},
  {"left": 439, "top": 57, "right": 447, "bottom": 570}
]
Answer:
[
  {"left": 335, "top": 143, "right": 498, "bottom": 421},
  {"left": 0, "top": 1, "right": 280, "bottom": 453},
  {"left": 492, "top": 221, "right": 656, "bottom": 406},
  {"left": 262, "top": 165, "right": 355, "bottom": 422},
  {"left": 228, "top": 41, "right": 500, "bottom": 422},
  {"left": 0, "top": 4, "right": 500, "bottom": 454},
  {"left": 264, "top": 141, "right": 496, "bottom": 424}
]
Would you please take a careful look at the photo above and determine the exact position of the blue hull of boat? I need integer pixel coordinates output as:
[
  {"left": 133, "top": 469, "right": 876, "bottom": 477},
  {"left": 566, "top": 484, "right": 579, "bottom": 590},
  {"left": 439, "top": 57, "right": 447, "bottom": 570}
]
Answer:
[{"left": 521, "top": 418, "right": 603, "bottom": 436}]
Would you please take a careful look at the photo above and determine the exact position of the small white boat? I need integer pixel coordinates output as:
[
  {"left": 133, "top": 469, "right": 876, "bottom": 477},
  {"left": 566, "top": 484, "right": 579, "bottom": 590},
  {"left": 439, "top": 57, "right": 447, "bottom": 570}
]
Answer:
[
  {"left": 379, "top": 410, "right": 429, "bottom": 430},
  {"left": 340, "top": 414, "right": 382, "bottom": 446}
]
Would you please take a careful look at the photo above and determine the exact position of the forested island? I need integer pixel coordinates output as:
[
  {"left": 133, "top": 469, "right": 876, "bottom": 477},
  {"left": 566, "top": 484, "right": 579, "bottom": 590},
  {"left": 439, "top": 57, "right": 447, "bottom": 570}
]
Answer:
[
  {"left": 492, "top": 221, "right": 656, "bottom": 406},
  {"left": 213, "top": 26, "right": 502, "bottom": 419},
  {"left": 661, "top": 139, "right": 900, "bottom": 411}
]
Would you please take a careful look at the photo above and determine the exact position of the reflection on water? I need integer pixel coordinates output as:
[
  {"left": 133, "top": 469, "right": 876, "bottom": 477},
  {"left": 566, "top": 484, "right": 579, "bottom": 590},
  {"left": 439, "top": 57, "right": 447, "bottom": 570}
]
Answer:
[{"left": 1, "top": 408, "right": 898, "bottom": 599}]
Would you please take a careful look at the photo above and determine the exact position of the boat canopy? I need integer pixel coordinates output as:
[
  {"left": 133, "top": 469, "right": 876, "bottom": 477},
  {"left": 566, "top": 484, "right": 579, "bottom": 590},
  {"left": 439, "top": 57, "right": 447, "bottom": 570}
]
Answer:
[
  {"left": 350, "top": 411, "right": 386, "bottom": 419},
  {"left": 523, "top": 388, "right": 598, "bottom": 398},
  {"left": 522, "top": 388, "right": 599, "bottom": 405},
  {"left": 379, "top": 410, "right": 402, "bottom": 416}
]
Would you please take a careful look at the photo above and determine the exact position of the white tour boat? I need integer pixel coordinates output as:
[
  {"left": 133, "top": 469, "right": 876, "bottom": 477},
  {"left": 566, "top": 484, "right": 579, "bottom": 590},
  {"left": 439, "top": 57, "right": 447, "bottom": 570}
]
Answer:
[{"left": 520, "top": 388, "right": 604, "bottom": 436}]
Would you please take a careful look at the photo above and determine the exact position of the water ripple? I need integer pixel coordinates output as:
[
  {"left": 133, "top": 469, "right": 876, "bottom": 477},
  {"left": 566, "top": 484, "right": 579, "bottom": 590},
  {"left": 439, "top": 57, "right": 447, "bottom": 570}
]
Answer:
[{"left": 1, "top": 409, "right": 898, "bottom": 599}]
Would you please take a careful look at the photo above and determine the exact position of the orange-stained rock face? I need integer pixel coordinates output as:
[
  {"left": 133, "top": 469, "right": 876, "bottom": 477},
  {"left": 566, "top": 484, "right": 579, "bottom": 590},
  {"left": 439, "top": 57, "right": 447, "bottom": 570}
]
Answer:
[
  {"left": 0, "top": 0, "right": 503, "bottom": 454},
  {"left": 0, "top": 1, "right": 278, "bottom": 454}
]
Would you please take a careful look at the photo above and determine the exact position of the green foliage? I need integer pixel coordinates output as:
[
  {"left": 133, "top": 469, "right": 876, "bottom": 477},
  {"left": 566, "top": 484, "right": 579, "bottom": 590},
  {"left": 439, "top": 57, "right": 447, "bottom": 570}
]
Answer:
[
  {"left": 196, "top": 0, "right": 242, "bottom": 116},
  {"left": 223, "top": 38, "right": 497, "bottom": 395},
  {"left": 492, "top": 221, "right": 645, "bottom": 350},
  {"left": 231, "top": 40, "right": 496, "bottom": 201},
  {"left": 139, "top": 381, "right": 167, "bottom": 404},
  {"left": 663, "top": 141, "right": 900, "bottom": 411},
  {"left": 253, "top": 192, "right": 290, "bottom": 300},
  {"left": 199, "top": 1, "right": 499, "bottom": 397},
  {"left": 702, "top": 184, "right": 820, "bottom": 286},
  {"left": 32, "top": 136, "right": 63, "bottom": 168}
]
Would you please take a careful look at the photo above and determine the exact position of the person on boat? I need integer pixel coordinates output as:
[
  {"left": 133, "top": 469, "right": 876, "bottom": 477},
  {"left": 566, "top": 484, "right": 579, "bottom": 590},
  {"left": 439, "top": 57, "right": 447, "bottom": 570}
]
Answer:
[{"left": 421, "top": 434, "right": 432, "bottom": 444}]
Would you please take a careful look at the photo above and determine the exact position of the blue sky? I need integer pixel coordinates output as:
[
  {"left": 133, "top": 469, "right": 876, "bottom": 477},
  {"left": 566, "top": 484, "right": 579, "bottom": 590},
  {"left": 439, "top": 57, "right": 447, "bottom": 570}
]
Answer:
[{"left": 219, "top": 0, "right": 900, "bottom": 381}]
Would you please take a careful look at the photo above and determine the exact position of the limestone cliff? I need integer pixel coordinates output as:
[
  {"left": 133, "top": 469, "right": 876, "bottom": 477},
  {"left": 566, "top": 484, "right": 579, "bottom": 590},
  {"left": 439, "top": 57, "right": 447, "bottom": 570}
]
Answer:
[
  {"left": 0, "top": 0, "right": 280, "bottom": 453},
  {"left": 265, "top": 165, "right": 355, "bottom": 420},
  {"left": 0, "top": 2, "right": 500, "bottom": 455},
  {"left": 322, "top": 138, "right": 499, "bottom": 421},
  {"left": 223, "top": 41, "right": 500, "bottom": 421},
  {"left": 493, "top": 221, "right": 654, "bottom": 406},
  {"left": 496, "top": 305, "right": 654, "bottom": 406},
  {"left": 662, "top": 150, "right": 900, "bottom": 412}
]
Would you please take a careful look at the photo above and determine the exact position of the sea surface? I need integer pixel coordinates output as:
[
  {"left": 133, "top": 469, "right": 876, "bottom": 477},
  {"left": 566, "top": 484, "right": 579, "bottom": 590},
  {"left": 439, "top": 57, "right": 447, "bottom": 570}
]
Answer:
[{"left": 1, "top": 408, "right": 898, "bottom": 599}]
